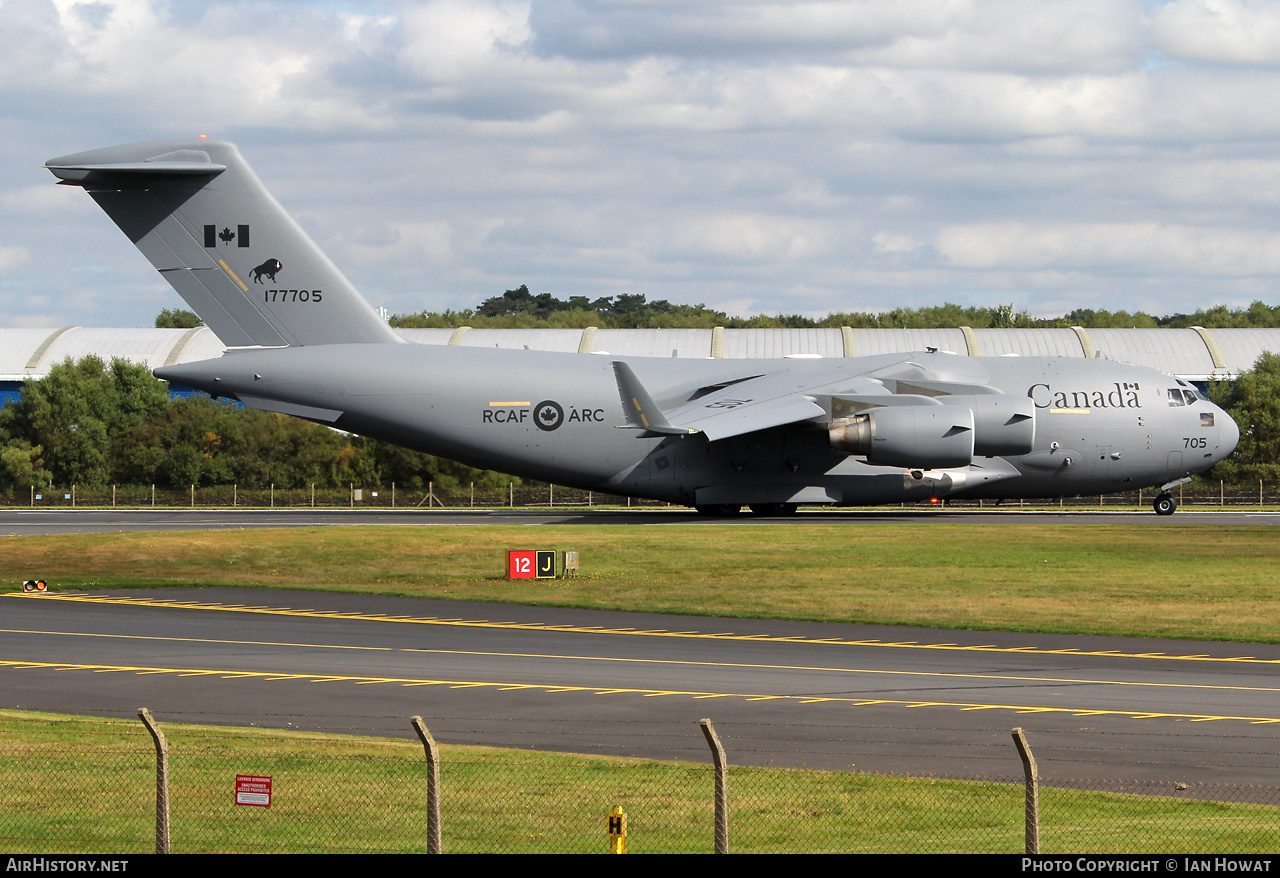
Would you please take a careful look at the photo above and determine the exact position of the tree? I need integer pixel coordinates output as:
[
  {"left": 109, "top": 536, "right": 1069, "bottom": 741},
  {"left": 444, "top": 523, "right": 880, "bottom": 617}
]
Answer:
[
  {"left": 1209, "top": 353, "right": 1280, "bottom": 484},
  {"left": 0, "top": 357, "right": 169, "bottom": 487},
  {"left": 0, "top": 442, "right": 52, "bottom": 492},
  {"left": 155, "top": 308, "right": 203, "bottom": 329}
]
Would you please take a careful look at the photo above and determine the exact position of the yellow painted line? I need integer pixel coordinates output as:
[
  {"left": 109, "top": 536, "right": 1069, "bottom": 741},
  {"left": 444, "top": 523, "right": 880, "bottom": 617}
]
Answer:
[
  {"left": 0, "top": 645, "right": 1220, "bottom": 722},
  {"left": 218, "top": 259, "right": 248, "bottom": 292},
  {"left": 13, "top": 592, "right": 1279, "bottom": 669},
  {"left": 0, "top": 628, "right": 392, "bottom": 653},
  {"left": 5, "top": 627, "right": 1280, "bottom": 706}
]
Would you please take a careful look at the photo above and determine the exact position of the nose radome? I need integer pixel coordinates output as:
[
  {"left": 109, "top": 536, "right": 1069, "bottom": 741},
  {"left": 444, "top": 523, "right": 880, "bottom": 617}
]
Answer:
[{"left": 1219, "top": 408, "right": 1240, "bottom": 459}]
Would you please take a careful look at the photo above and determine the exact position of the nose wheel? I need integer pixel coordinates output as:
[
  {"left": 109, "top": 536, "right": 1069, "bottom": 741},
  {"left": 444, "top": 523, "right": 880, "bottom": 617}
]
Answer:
[{"left": 1153, "top": 493, "right": 1177, "bottom": 516}]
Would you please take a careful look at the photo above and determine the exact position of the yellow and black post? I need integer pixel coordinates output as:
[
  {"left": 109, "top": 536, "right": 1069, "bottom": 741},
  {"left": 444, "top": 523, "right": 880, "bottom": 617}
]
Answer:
[{"left": 607, "top": 804, "right": 627, "bottom": 853}]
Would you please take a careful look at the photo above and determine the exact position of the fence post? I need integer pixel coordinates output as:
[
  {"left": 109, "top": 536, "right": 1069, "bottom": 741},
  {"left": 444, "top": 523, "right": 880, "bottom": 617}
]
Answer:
[
  {"left": 410, "top": 716, "right": 442, "bottom": 854},
  {"left": 1011, "top": 727, "right": 1039, "bottom": 854},
  {"left": 138, "top": 708, "right": 170, "bottom": 854},
  {"left": 700, "top": 718, "right": 728, "bottom": 854}
]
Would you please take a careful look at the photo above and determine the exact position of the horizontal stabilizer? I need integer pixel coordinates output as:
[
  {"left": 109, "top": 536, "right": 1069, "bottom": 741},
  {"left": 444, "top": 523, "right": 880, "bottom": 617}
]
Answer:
[{"left": 46, "top": 161, "right": 227, "bottom": 183}]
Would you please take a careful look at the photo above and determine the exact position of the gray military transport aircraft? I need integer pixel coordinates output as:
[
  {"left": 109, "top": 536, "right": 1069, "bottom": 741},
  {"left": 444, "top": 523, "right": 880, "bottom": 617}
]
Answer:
[{"left": 45, "top": 139, "right": 1239, "bottom": 516}]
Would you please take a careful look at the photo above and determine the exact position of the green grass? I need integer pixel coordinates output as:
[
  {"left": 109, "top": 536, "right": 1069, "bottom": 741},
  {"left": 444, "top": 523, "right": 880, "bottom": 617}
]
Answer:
[
  {"left": 3, "top": 521, "right": 1280, "bottom": 641},
  {"left": 1, "top": 711, "right": 1276, "bottom": 854}
]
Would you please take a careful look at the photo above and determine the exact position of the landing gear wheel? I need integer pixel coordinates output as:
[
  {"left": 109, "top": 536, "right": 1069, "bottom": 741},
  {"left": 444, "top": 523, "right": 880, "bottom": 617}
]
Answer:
[
  {"left": 1153, "top": 493, "right": 1177, "bottom": 516},
  {"left": 749, "top": 503, "right": 799, "bottom": 517},
  {"left": 695, "top": 504, "right": 744, "bottom": 518}
]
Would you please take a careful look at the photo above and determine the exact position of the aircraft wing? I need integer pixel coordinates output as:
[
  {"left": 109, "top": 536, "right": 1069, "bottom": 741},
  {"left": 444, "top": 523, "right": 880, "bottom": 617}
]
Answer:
[
  {"left": 662, "top": 376, "right": 828, "bottom": 441},
  {"left": 614, "top": 363, "right": 828, "bottom": 441},
  {"left": 613, "top": 357, "right": 1032, "bottom": 451}
]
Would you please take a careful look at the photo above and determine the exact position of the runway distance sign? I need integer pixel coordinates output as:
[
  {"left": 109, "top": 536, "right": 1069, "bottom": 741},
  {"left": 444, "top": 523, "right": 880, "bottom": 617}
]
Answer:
[{"left": 507, "top": 550, "right": 557, "bottom": 579}]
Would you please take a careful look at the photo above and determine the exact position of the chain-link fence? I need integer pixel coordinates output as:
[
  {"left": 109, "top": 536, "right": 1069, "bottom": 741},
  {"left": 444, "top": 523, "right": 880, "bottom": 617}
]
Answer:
[
  {"left": 2, "top": 714, "right": 1279, "bottom": 854},
  {"left": 2, "top": 480, "right": 1279, "bottom": 511}
]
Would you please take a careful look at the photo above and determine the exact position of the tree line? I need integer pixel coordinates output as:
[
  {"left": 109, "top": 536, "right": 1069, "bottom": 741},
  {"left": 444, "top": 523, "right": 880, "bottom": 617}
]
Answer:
[
  {"left": 387, "top": 286, "right": 1280, "bottom": 331},
  {"left": 0, "top": 357, "right": 514, "bottom": 496},
  {"left": 160, "top": 287, "right": 1280, "bottom": 331}
]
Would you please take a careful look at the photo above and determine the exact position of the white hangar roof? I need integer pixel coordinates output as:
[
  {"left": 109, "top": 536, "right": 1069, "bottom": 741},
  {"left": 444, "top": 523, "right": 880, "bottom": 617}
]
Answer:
[{"left": 2, "top": 325, "right": 1279, "bottom": 383}]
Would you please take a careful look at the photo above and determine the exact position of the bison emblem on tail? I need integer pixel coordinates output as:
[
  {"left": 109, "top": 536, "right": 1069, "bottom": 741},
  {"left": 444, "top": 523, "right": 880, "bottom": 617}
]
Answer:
[{"left": 250, "top": 258, "right": 283, "bottom": 283}]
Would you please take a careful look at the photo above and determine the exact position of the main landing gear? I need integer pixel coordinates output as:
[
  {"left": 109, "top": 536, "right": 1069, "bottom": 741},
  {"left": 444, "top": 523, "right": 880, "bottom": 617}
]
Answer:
[
  {"left": 1153, "top": 493, "right": 1177, "bottom": 516},
  {"left": 692, "top": 503, "right": 799, "bottom": 517},
  {"left": 748, "top": 503, "right": 798, "bottom": 517},
  {"left": 695, "top": 504, "right": 743, "bottom": 517}
]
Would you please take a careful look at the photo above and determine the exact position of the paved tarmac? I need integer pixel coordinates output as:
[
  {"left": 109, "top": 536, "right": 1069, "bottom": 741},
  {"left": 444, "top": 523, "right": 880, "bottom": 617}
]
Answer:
[
  {"left": 3, "top": 585, "right": 1279, "bottom": 787},
  {"left": 1, "top": 506, "right": 1278, "bottom": 534}
]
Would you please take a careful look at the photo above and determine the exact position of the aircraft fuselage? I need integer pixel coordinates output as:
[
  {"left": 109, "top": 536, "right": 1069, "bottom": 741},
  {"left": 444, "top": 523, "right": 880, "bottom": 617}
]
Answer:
[{"left": 157, "top": 343, "right": 1236, "bottom": 508}]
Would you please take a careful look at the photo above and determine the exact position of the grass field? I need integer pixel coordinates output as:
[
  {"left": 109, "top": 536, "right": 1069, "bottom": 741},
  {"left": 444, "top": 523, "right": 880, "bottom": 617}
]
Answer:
[
  {"left": 2, "top": 520, "right": 1279, "bottom": 641},
  {"left": 2, "top": 710, "right": 1277, "bottom": 854}
]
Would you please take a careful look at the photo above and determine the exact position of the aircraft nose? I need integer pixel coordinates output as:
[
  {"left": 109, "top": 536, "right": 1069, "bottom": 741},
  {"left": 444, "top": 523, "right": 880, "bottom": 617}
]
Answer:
[{"left": 1218, "top": 407, "right": 1240, "bottom": 459}]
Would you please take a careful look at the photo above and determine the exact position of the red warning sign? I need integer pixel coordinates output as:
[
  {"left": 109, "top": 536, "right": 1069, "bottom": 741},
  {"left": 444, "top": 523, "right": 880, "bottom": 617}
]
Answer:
[{"left": 236, "top": 774, "right": 272, "bottom": 807}]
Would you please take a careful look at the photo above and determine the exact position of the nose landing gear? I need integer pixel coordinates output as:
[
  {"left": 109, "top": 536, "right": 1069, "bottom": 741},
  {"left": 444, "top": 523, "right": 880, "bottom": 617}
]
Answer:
[{"left": 1153, "top": 493, "right": 1177, "bottom": 516}]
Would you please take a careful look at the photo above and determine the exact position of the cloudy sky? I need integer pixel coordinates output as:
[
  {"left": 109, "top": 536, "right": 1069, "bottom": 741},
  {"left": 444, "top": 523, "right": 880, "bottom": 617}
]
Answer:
[{"left": 4, "top": 0, "right": 1280, "bottom": 328}]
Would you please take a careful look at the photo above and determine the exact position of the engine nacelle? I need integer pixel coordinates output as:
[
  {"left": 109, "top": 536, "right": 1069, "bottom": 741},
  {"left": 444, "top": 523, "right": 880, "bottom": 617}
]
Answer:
[
  {"left": 945, "top": 394, "right": 1036, "bottom": 456},
  {"left": 828, "top": 404, "right": 975, "bottom": 468}
]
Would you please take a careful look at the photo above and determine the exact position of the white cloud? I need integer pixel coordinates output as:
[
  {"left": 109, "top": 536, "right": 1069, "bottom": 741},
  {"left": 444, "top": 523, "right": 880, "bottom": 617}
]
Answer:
[
  {"left": 937, "top": 222, "right": 1280, "bottom": 277},
  {"left": 5, "top": 0, "right": 1280, "bottom": 328},
  {"left": 873, "top": 232, "right": 920, "bottom": 253},
  {"left": 1152, "top": 0, "right": 1280, "bottom": 67},
  {"left": 0, "top": 247, "right": 31, "bottom": 272}
]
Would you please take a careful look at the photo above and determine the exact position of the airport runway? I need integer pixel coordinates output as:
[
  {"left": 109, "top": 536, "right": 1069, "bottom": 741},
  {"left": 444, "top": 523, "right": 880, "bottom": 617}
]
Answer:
[
  {"left": 1, "top": 506, "right": 1278, "bottom": 534},
  {"left": 3, "top": 586, "right": 1280, "bottom": 786}
]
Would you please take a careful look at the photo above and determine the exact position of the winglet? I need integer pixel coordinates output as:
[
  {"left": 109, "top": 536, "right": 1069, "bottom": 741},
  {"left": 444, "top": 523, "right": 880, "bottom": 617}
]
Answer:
[{"left": 612, "top": 362, "right": 698, "bottom": 435}]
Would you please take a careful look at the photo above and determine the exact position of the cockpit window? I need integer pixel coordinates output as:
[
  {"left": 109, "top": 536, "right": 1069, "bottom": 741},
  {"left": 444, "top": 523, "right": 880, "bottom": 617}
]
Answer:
[{"left": 1167, "top": 389, "right": 1186, "bottom": 407}]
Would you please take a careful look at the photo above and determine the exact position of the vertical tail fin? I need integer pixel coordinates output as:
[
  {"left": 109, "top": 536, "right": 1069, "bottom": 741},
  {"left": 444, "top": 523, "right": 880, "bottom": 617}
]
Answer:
[{"left": 46, "top": 139, "right": 402, "bottom": 348}]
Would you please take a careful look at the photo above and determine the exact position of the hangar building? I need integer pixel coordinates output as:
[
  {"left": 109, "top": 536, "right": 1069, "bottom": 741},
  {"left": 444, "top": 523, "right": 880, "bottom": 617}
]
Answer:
[{"left": 2, "top": 324, "right": 1278, "bottom": 403}]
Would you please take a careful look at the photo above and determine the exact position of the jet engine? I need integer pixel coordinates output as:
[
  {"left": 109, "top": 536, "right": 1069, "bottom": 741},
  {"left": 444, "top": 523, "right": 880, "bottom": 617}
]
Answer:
[{"left": 827, "top": 395, "right": 1035, "bottom": 468}]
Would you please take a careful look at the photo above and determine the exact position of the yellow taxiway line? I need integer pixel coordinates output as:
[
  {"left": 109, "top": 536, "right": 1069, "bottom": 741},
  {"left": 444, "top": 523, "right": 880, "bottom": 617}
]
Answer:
[{"left": 8, "top": 591, "right": 1279, "bottom": 666}]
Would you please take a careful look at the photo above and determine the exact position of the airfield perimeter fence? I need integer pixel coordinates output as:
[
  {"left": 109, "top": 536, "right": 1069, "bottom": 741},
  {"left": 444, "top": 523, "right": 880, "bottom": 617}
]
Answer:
[
  {"left": 3, "top": 480, "right": 1280, "bottom": 510},
  {"left": 2, "top": 712, "right": 1279, "bottom": 854}
]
